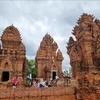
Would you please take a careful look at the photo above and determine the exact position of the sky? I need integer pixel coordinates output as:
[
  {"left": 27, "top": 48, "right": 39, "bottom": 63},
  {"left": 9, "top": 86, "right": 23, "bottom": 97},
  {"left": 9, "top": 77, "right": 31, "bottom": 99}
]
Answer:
[{"left": 0, "top": 0, "right": 100, "bottom": 71}]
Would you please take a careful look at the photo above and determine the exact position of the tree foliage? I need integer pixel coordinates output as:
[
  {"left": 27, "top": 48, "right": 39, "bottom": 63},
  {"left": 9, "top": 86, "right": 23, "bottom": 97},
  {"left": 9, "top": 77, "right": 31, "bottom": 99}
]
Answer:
[
  {"left": 63, "top": 67, "right": 72, "bottom": 77},
  {"left": 26, "top": 60, "right": 37, "bottom": 83},
  {"left": 28, "top": 60, "right": 36, "bottom": 67}
]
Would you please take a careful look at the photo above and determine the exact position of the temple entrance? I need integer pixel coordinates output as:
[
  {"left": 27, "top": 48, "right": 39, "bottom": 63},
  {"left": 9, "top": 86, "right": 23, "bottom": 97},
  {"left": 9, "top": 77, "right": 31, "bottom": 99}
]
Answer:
[
  {"left": 52, "top": 72, "right": 56, "bottom": 80},
  {"left": 2, "top": 71, "right": 9, "bottom": 82}
]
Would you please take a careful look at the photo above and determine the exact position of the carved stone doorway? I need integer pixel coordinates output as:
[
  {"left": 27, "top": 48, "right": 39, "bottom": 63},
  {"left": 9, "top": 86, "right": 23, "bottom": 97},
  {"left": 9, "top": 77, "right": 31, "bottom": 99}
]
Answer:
[
  {"left": 52, "top": 71, "right": 56, "bottom": 80},
  {"left": 2, "top": 71, "right": 9, "bottom": 82}
]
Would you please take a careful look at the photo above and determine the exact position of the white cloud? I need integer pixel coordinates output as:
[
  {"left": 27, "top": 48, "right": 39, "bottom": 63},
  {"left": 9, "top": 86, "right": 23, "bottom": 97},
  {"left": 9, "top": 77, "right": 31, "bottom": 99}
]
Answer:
[{"left": 0, "top": 1, "right": 100, "bottom": 70}]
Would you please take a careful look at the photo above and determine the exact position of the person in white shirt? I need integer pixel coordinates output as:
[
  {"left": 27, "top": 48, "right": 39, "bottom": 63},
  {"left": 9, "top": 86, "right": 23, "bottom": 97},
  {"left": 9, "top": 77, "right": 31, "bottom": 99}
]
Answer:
[
  {"left": 39, "top": 78, "right": 46, "bottom": 88},
  {"left": 55, "top": 75, "right": 59, "bottom": 80}
]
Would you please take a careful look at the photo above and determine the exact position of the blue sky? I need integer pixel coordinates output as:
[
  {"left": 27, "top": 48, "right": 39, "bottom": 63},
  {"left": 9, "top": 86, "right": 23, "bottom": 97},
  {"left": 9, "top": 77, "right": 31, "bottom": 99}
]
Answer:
[{"left": 0, "top": 0, "right": 100, "bottom": 70}]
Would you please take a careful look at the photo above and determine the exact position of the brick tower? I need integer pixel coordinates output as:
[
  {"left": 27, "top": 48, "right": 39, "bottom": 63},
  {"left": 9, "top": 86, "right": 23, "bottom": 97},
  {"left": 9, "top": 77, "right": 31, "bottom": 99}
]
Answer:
[
  {"left": 35, "top": 33, "right": 63, "bottom": 79},
  {"left": 67, "top": 13, "right": 100, "bottom": 100},
  {"left": 0, "top": 25, "right": 27, "bottom": 88}
]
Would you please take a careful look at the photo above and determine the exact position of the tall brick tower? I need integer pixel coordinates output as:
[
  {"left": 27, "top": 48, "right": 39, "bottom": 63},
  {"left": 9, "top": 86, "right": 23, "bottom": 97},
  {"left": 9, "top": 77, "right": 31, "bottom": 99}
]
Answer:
[{"left": 67, "top": 13, "right": 100, "bottom": 100}]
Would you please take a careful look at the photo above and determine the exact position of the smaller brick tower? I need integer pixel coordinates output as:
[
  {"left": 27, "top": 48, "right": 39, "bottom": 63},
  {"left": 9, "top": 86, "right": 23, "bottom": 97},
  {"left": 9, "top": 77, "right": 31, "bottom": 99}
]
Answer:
[{"left": 35, "top": 33, "right": 63, "bottom": 79}]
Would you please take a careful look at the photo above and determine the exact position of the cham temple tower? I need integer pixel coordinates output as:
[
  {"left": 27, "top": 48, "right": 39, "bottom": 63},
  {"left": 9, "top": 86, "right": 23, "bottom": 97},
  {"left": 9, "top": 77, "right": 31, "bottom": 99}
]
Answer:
[
  {"left": 0, "top": 25, "right": 27, "bottom": 88},
  {"left": 67, "top": 13, "right": 100, "bottom": 100},
  {"left": 35, "top": 33, "right": 63, "bottom": 80}
]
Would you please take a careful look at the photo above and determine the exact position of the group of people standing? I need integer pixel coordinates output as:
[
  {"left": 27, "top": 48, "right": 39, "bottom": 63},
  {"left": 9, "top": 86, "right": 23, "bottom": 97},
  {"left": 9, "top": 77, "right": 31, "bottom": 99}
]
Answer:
[
  {"left": 32, "top": 75, "right": 59, "bottom": 88},
  {"left": 12, "top": 75, "right": 59, "bottom": 88},
  {"left": 32, "top": 77, "right": 52, "bottom": 88}
]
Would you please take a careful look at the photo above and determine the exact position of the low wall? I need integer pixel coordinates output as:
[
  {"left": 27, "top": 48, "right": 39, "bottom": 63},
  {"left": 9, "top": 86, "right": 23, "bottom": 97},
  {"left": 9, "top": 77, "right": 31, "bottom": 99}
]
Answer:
[{"left": 0, "top": 87, "right": 75, "bottom": 100}]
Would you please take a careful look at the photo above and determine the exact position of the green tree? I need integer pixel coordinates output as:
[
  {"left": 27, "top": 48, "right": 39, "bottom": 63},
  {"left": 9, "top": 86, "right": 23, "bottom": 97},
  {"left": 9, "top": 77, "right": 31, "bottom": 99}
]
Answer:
[
  {"left": 63, "top": 67, "right": 72, "bottom": 77},
  {"left": 26, "top": 60, "right": 37, "bottom": 84},
  {"left": 28, "top": 60, "right": 36, "bottom": 67},
  {"left": 68, "top": 67, "right": 72, "bottom": 77},
  {"left": 63, "top": 69, "right": 69, "bottom": 77}
]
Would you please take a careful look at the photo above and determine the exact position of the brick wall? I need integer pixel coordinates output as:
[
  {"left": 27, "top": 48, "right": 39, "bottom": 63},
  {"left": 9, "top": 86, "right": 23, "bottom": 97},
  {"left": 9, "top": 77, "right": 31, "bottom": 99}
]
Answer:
[{"left": 0, "top": 87, "right": 75, "bottom": 100}]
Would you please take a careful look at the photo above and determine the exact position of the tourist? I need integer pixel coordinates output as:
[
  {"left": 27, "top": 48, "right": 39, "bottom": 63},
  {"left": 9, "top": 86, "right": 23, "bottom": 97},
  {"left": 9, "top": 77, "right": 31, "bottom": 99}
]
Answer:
[
  {"left": 55, "top": 75, "right": 59, "bottom": 84},
  {"left": 45, "top": 79, "right": 48, "bottom": 87},
  {"left": 48, "top": 80, "right": 51, "bottom": 87},
  {"left": 50, "top": 77, "right": 52, "bottom": 81},
  {"left": 55, "top": 75, "right": 59, "bottom": 80},
  {"left": 35, "top": 80, "right": 39, "bottom": 88},
  {"left": 32, "top": 79, "right": 36, "bottom": 86},
  {"left": 13, "top": 75, "right": 18, "bottom": 88},
  {"left": 39, "top": 78, "right": 46, "bottom": 88}
]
